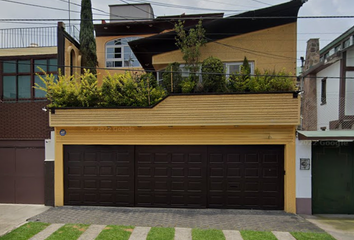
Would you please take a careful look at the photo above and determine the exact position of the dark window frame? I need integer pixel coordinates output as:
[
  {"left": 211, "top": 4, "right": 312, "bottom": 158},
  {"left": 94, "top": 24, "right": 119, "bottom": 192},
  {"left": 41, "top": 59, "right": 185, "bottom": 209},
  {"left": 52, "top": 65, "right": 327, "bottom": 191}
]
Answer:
[
  {"left": 0, "top": 54, "right": 57, "bottom": 102},
  {"left": 321, "top": 77, "right": 327, "bottom": 105}
]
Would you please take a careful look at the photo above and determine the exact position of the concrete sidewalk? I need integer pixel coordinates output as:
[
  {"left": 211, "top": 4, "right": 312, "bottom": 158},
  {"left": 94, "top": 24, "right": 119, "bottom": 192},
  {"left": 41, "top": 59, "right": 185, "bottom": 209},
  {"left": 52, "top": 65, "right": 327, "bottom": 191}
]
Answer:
[
  {"left": 28, "top": 206, "right": 323, "bottom": 232},
  {"left": 304, "top": 214, "right": 354, "bottom": 240},
  {"left": 0, "top": 204, "right": 50, "bottom": 237}
]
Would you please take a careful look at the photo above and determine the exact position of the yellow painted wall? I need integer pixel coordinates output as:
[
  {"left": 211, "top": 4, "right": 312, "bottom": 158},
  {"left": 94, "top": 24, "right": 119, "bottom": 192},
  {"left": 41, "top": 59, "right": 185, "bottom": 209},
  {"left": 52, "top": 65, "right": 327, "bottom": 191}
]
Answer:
[
  {"left": 153, "top": 23, "right": 297, "bottom": 73},
  {"left": 95, "top": 35, "right": 151, "bottom": 83},
  {"left": 64, "top": 38, "right": 81, "bottom": 77},
  {"left": 0, "top": 47, "right": 57, "bottom": 57},
  {"left": 54, "top": 125, "right": 296, "bottom": 213}
]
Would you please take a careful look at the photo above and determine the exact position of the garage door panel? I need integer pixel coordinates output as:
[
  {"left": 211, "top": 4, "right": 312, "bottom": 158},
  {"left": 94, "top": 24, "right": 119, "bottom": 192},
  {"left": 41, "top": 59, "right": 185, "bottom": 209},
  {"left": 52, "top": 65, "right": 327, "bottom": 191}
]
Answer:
[
  {"left": 64, "top": 145, "right": 134, "bottom": 206},
  {"left": 0, "top": 149, "right": 16, "bottom": 175},
  {"left": 65, "top": 145, "right": 283, "bottom": 209},
  {"left": 135, "top": 146, "right": 207, "bottom": 208},
  {"left": 0, "top": 176, "right": 15, "bottom": 202},
  {"left": 208, "top": 145, "right": 284, "bottom": 210}
]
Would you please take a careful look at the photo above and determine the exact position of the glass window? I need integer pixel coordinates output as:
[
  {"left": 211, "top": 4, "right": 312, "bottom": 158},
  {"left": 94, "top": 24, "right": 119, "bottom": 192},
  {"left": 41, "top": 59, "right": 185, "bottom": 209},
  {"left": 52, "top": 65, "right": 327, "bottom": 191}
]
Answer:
[
  {"left": 105, "top": 37, "right": 141, "bottom": 68},
  {"left": 18, "top": 75, "right": 31, "bottom": 99},
  {"left": 34, "top": 75, "right": 46, "bottom": 98},
  {"left": 35, "top": 59, "right": 47, "bottom": 72},
  {"left": 225, "top": 62, "right": 254, "bottom": 76},
  {"left": 18, "top": 60, "right": 31, "bottom": 73},
  {"left": 3, "top": 76, "right": 16, "bottom": 99},
  {"left": 3, "top": 61, "right": 16, "bottom": 73},
  {"left": 48, "top": 58, "right": 57, "bottom": 72},
  {"left": 1, "top": 58, "right": 57, "bottom": 101}
]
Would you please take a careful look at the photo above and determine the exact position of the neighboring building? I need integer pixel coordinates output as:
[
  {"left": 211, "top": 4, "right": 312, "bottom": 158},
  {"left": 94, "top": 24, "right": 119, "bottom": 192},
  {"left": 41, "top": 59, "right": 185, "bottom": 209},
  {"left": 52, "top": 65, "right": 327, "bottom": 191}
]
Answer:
[
  {"left": 0, "top": 23, "right": 80, "bottom": 205},
  {"left": 52, "top": 0, "right": 305, "bottom": 214},
  {"left": 94, "top": 1, "right": 301, "bottom": 83},
  {"left": 0, "top": 27, "right": 57, "bottom": 204},
  {"left": 297, "top": 26, "right": 354, "bottom": 214}
]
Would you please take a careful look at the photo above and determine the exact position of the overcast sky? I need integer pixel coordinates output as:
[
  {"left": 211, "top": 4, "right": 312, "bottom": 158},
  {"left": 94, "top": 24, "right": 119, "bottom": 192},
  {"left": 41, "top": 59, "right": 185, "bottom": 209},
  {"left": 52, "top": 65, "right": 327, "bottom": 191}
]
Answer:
[{"left": 0, "top": 0, "right": 353, "bottom": 66}]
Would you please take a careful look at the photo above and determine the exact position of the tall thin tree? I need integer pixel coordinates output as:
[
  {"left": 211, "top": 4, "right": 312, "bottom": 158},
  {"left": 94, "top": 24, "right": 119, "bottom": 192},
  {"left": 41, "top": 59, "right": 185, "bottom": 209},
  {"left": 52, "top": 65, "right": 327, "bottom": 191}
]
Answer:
[{"left": 79, "top": 0, "right": 98, "bottom": 74}]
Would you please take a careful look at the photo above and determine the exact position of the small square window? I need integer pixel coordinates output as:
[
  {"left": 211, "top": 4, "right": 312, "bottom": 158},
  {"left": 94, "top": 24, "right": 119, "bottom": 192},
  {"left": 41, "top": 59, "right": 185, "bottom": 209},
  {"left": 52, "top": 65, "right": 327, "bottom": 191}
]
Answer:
[
  {"left": 3, "top": 76, "right": 16, "bottom": 99},
  {"left": 18, "top": 60, "right": 31, "bottom": 73},
  {"left": 35, "top": 59, "right": 47, "bottom": 73},
  {"left": 3, "top": 61, "right": 16, "bottom": 73},
  {"left": 18, "top": 75, "right": 31, "bottom": 99},
  {"left": 321, "top": 78, "right": 327, "bottom": 105}
]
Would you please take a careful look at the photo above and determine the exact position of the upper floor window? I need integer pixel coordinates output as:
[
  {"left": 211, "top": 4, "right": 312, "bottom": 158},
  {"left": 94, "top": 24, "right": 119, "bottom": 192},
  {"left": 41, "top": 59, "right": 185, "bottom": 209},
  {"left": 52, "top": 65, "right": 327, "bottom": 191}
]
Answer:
[
  {"left": 105, "top": 37, "right": 141, "bottom": 68},
  {"left": 225, "top": 62, "right": 255, "bottom": 76},
  {"left": 1, "top": 58, "right": 57, "bottom": 101}
]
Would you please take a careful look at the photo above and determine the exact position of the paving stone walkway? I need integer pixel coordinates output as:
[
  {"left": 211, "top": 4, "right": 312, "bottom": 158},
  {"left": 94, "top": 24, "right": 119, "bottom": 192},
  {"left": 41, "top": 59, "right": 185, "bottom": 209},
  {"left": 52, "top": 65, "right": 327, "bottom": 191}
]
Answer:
[
  {"left": 25, "top": 223, "right": 312, "bottom": 240},
  {"left": 28, "top": 206, "right": 323, "bottom": 232}
]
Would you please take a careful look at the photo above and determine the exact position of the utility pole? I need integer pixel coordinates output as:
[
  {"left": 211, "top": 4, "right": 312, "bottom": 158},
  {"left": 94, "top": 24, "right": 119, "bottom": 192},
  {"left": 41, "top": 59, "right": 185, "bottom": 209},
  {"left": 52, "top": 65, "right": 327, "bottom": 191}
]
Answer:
[{"left": 68, "top": 0, "right": 71, "bottom": 29}]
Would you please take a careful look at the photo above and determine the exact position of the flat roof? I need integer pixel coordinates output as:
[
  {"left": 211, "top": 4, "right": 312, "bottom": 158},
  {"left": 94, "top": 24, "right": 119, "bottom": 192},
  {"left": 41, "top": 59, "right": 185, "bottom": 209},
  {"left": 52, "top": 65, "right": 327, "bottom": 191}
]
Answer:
[{"left": 0, "top": 47, "right": 57, "bottom": 57}]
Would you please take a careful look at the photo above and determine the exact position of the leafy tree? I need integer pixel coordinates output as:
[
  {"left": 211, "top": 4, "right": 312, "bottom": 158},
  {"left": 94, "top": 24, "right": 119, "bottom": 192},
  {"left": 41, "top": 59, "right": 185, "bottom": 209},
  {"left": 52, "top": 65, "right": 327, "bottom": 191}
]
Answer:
[
  {"left": 79, "top": 0, "right": 98, "bottom": 74},
  {"left": 201, "top": 56, "right": 225, "bottom": 92},
  {"left": 174, "top": 20, "right": 207, "bottom": 76},
  {"left": 162, "top": 62, "right": 183, "bottom": 93}
]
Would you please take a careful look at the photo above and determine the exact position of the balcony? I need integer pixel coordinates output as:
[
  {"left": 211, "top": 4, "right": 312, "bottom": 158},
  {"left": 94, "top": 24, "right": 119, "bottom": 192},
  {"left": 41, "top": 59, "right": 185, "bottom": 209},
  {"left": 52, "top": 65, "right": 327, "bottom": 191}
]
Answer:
[{"left": 0, "top": 25, "right": 79, "bottom": 49}]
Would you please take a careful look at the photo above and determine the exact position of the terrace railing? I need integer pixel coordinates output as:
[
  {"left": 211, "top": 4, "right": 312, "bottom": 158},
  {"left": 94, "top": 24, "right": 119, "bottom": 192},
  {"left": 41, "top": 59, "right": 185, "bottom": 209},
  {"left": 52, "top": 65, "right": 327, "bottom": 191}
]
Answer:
[{"left": 0, "top": 25, "right": 80, "bottom": 49}]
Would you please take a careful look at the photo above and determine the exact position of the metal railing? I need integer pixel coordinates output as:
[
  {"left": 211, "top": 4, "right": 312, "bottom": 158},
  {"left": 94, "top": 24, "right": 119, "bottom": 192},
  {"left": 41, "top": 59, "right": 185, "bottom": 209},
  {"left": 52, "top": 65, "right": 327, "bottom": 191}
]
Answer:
[
  {"left": 0, "top": 25, "right": 80, "bottom": 49},
  {"left": 0, "top": 26, "right": 57, "bottom": 49}
]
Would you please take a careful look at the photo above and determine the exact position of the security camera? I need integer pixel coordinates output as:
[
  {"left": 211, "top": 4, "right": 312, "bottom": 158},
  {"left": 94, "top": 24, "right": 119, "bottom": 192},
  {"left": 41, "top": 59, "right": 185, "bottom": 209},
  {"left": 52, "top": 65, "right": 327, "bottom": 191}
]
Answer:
[{"left": 42, "top": 107, "right": 47, "bottom": 112}]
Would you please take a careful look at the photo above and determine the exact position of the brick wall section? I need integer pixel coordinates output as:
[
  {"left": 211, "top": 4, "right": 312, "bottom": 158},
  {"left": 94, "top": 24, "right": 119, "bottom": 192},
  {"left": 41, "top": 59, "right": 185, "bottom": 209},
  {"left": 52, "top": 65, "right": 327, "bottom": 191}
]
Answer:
[{"left": 0, "top": 101, "right": 51, "bottom": 140}]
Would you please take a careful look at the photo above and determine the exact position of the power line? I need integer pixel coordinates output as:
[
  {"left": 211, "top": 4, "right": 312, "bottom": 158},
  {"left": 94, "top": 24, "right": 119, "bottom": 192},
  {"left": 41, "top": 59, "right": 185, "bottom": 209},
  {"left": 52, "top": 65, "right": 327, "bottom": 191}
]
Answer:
[
  {"left": 2, "top": 59, "right": 354, "bottom": 79},
  {"left": 126, "top": 0, "right": 246, "bottom": 13},
  {"left": 0, "top": 15, "right": 353, "bottom": 22},
  {"left": 56, "top": 0, "right": 138, "bottom": 22},
  {"left": 0, "top": 0, "right": 110, "bottom": 16},
  {"left": 119, "top": 0, "right": 157, "bottom": 18}
]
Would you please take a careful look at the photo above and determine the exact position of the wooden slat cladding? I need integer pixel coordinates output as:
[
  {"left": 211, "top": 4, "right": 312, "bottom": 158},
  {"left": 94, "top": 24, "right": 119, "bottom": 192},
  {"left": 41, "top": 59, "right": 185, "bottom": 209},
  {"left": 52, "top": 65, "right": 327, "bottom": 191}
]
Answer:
[{"left": 50, "top": 94, "right": 300, "bottom": 127}]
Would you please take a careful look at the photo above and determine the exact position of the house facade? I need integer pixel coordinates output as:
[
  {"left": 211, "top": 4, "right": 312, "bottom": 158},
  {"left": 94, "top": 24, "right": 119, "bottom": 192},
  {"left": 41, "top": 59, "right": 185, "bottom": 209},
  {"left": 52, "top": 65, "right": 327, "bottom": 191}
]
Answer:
[
  {"left": 297, "top": 26, "right": 354, "bottom": 214},
  {"left": 50, "top": 0, "right": 305, "bottom": 213},
  {"left": 0, "top": 23, "right": 80, "bottom": 205},
  {"left": 0, "top": 27, "right": 57, "bottom": 204}
]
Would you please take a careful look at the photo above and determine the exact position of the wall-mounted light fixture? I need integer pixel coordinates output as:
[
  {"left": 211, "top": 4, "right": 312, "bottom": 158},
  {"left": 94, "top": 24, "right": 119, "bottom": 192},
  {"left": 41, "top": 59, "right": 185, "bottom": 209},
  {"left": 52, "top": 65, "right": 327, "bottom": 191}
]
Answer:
[{"left": 59, "top": 129, "right": 67, "bottom": 136}]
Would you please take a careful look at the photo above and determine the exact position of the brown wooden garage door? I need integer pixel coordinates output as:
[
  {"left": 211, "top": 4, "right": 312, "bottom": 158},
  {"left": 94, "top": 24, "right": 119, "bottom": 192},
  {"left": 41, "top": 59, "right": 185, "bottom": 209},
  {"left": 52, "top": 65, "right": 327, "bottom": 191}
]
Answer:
[
  {"left": 0, "top": 141, "right": 45, "bottom": 204},
  {"left": 64, "top": 145, "right": 284, "bottom": 209}
]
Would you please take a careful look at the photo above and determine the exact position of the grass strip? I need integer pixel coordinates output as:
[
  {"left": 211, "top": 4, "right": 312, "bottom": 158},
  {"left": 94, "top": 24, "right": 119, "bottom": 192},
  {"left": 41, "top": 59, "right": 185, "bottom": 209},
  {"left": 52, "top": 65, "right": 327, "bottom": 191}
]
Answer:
[
  {"left": 146, "top": 227, "right": 174, "bottom": 240},
  {"left": 291, "top": 232, "right": 336, "bottom": 240},
  {"left": 241, "top": 230, "right": 277, "bottom": 240},
  {"left": 46, "top": 224, "right": 89, "bottom": 240},
  {"left": 95, "top": 225, "right": 134, "bottom": 240},
  {"left": 192, "top": 228, "right": 225, "bottom": 240},
  {"left": 0, "top": 222, "right": 50, "bottom": 240}
]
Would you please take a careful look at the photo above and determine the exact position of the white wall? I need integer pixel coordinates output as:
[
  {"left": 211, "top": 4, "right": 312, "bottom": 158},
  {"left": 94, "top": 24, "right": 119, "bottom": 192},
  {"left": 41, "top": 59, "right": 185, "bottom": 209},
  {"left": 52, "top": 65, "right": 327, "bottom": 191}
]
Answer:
[
  {"left": 45, "top": 131, "right": 55, "bottom": 162},
  {"left": 296, "top": 138, "right": 312, "bottom": 198},
  {"left": 316, "top": 61, "right": 340, "bottom": 130},
  {"left": 347, "top": 48, "right": 354, "bottom": 66},
  {"left": 345, "top": 71, "right": 354, "bottom": 115}
]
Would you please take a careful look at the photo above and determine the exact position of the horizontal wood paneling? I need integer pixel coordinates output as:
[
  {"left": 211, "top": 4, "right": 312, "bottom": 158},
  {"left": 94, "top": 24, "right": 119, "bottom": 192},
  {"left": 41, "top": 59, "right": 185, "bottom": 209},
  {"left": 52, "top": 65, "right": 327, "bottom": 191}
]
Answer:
[{"left": 50, "top": 94, "right": 300, "bottom": 127}]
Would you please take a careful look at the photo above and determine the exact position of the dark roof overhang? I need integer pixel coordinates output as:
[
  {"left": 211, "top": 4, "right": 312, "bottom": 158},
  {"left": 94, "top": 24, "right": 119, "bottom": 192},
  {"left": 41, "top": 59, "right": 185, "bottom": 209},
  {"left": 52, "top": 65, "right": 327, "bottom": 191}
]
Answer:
[
  {"left": 129, "top": 0, "right": 306, "bottom": 71},
  {"left": 94, "top": 13, "right": 224, "bottom": 37}
]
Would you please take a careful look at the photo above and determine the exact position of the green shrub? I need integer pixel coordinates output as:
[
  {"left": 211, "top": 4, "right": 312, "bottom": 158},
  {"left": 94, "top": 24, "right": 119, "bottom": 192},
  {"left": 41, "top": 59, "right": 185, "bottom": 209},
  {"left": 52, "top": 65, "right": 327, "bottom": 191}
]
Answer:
[
  {"left": 248, "top": 69, "right": 296, "bottom": 92},
  {"left": 201, "top": 56, "right": 225, "bottom": 92},
  {"left": 35, "top": 70, "right": 80, "bottom": 108},
  {"left": 162, "top": 62, "right": 183, "bottom": 93},
  {"left": 35, "top": 71, "right": 167, "bottom": 108},
  {"left": 181, "top": 76, "right": 196, "bottom": 93},
  {"left": 228, "top": 57, "right": 251, "bottom": 92},
  {"left": 77, "top": 70, "right": 100, "bottom": 107}
]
